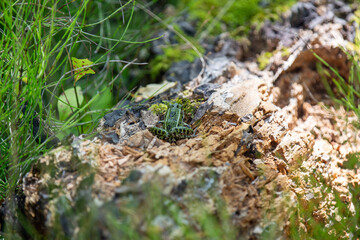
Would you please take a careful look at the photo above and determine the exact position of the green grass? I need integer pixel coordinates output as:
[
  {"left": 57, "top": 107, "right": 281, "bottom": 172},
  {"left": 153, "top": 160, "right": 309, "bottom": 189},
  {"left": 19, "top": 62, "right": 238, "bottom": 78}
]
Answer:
[
  {"left": 0, "top": 0, "right": 87, "bottom": 199},
  {"left": 285, "top": 11, "right": 360, "bottom": 239},
  {"left": 0, "top": 0, "right": 161, "bottom": 201},
  {"left": 289, "top": 169, "right": 360, "bottom": 239}
]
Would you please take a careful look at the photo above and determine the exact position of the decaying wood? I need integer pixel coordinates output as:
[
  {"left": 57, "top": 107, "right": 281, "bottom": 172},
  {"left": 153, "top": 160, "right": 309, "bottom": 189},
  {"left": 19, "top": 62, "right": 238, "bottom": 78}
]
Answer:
[{"left": 17, "top": 1, "right": 360, "bottom": 239}]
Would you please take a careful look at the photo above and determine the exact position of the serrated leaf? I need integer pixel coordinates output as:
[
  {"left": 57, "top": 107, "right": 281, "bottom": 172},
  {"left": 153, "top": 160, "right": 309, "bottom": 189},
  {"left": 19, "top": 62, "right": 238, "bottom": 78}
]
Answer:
[
  {"left": 57, "top": 86, "right": 84, "bottom": 121},
  {"left": 71, "top": 57, "right": 95, "bottom": 83}
]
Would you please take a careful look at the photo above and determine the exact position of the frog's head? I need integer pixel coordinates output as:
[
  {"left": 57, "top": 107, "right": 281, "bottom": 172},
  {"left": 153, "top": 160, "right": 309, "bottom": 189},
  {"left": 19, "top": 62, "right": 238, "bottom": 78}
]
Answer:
[{"left": 170, "top": 102, "right": 182, "bottom": 109}]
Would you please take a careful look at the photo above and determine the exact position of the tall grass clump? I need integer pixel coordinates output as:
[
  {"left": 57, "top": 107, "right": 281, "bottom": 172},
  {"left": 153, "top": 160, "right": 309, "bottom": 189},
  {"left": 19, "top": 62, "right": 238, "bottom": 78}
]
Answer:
[
  {"left": 0, "top": 0, "right": 158, "bottom": 202},
  {"left": 317, "top": 10, "right": 360, "bottom": 119},
  {"left": 0, "top": 0, "right": 88, "bottom": 200}
]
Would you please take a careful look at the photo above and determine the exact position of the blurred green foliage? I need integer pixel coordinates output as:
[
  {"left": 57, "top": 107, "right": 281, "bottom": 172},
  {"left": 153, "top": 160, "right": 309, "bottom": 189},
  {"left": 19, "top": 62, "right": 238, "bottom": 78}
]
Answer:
[
  {"left": 150, "top": 44, "right": 203, "bottom": 80},
  {"left": 179, "top": 0, "right": 296, "bottom": 36},
  {"left": 147, "top": 0, "right": 296, "bottom": 81}
]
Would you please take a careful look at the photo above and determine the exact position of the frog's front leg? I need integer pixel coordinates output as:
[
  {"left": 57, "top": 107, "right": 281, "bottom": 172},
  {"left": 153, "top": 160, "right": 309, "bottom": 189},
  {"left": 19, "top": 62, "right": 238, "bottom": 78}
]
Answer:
[
  {"left": 149, "top": 126, "right": 169, "bottom": 140},
  {"left": 169, "top": 126, "right": 194, "bottom": 139}
]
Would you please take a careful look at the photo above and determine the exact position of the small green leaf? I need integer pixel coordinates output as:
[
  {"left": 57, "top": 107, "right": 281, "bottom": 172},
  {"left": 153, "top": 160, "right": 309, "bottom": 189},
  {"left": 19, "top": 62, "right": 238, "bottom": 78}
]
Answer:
[{"left": 71, "top": 57, "right": 95, "bottom": 83}]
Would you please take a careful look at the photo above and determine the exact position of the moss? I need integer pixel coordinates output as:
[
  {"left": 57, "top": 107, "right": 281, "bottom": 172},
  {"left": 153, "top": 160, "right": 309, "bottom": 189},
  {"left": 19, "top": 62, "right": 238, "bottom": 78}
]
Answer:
[
  {"left": 257, "top": 47, "right": 291, "bottom": 70},
  {"left": 149, "top": 103, "right": 168, "bottom": 115},
  {"left": 149, "top": 25, "right": 204, "bottom": 80},
  {"left": 150, "top": 46, "right": 198, "bottom": 79},
  {"left": 149, "top": 1, "right": 296, "bottom": 79},
  {"left": 171, "top": 98, "right": 203, "bottom": 117},
  {"left": 281, "top": 47, "right": 291, "bottom": 57},
  {"left": 149, "top": 98, "right": 203, "bottom": 119},
  {"left": 179, "top": 0, "right": 296, "bottom": 37},
  {"left": 257, "top": 51, "right": 274, "bottom": 70}
]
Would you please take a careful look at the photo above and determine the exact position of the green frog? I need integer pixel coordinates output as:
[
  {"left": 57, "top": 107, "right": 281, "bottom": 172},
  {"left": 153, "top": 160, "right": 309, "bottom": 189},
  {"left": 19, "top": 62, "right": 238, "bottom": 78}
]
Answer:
[{"left": 149, "top": 103, "right": 194, "bottom": 142}]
